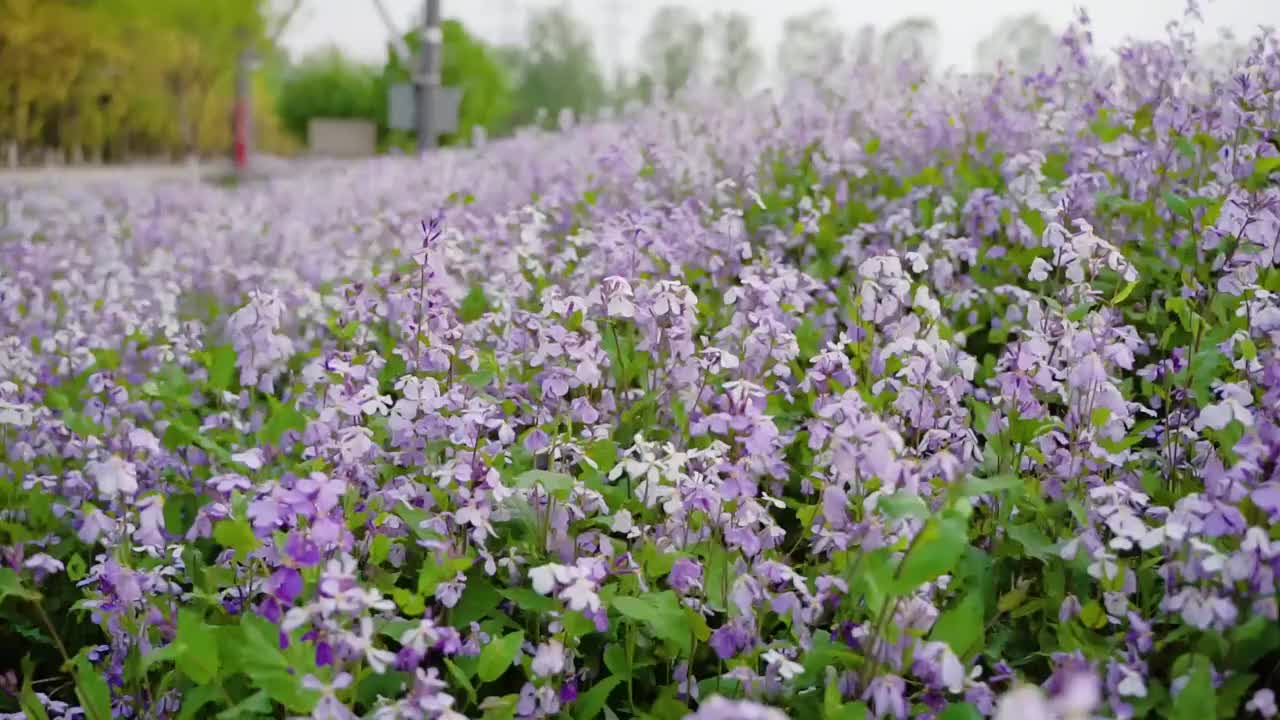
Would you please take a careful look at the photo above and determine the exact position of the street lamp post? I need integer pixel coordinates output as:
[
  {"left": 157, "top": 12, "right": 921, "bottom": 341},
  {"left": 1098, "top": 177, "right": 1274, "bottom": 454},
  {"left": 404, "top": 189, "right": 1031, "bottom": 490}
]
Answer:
[
  {"left": 419, "top": 0, "right": 445, "bottom": 151},
  {"left": 417, "top": 0, "right": 443, "bottom": 152}
]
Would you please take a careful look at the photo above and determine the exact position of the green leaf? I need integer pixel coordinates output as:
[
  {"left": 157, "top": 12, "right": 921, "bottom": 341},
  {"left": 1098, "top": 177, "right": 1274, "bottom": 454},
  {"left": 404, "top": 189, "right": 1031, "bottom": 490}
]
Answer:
[
  {"left": 1080, "top": 601, "right": 1108, "bottom": 630},
  {"left": 514, "top": 469, "right": 575, "bottom": 499},
  {"left": 1174, "top": 135, "right": 1197, "bottom": 160},
  {"left": 930, "top": 592, "right": 984, "bottom": 657},
  {"left": 74, "top": 655, "right": 112, "bottom": 720},
  {"left": 1111, "top": 279, "right": 1139, "bottom": 306},
  {"left": 205, "top": 344, "right": 238, "bottom": 392},
  {"left": 954, "top": 474, "right": 1023, "bottom": 498},
  {"left": 356, "top": 671, "right": 411, "bottom": 709},
  {"left": 20, "top": 656, "right": 49, "bottom": 720},
  {"left": 500, "top": 587, "right": 558, "bottom": 613},
  {"left": 91, "top": 348, "right": 121, "bottom": 370},
  {"left": 451, "top": 576, "right": 501, "bottom": 627},
  {"left": 142, "top": 641, "right": 188, "bottom": 671},
  {"left": 459, "top": 285, "right": 491, "bottom": 323},
  {"left": 178, "top": 685, "right": 222, "bottom": 720},
  {"left": 938, "top": 703, "right": 983, "bottom": 720},
  {"left": 1005, "top": 523, "right": 1056, "bottom": 562},
  {"left": 0, "top": 567, "right": 41, "bottom": 601},
  {"left": 65, "top": 553, "right": 87, "bottom": 582},
  {"left": 444, "top": 659, "right": 478, "bottom": 705},
  {"left": 1163, "top": 191, "right": 1193, "bottom": 220},
  {"left": 416, "top": 554, "right": 473, "bottom": 597},
  {"left": 1171, "top": 655, "right": 1215, "bottom": 720},
  {"left": 891, "top": 515, "right": 969, "bottom": 594},
  {"left": 574, "top": 676, "right": 622, "bottom": 720},
  {"left": 611, "top": 592, "right": 692, "bottom": 654},
  {"left": 176, "top": 609, "right": 219, "bottom": 683},
  {"left": 603, "top": 643, "right": 630, "bottom": 679},
  {"left": 215, "top": 690, "right": 272, "bottom": 719},
  {"left": 370, "top": 534, "right": 391, "bottom": 565},
  {"left": 1217, "top": 672, "right": 1257, "bottom": 719},
  {"left": 477, "top": 631, "right": 524, "bottom": 682},
  {"left": 261, "top": 397, "right": 308, "bottom": 446},
  {"left": 213, "top": 518, "right": 261, "bottom": 561},
  {"left": 1165, "top": 297, "right": 1195, "bottom": 333},
  {"left": 997, "top": 578, "right": 1034, "bottom": 613},
  {"left": 1226, "top": 615, "right": 1280, "bottom": 670},
  {"left": 219, "top": 616, "right": 318, "bottom": 713},
  {"left": 876, "top": 492, "right": 929, "bottom": 520}
]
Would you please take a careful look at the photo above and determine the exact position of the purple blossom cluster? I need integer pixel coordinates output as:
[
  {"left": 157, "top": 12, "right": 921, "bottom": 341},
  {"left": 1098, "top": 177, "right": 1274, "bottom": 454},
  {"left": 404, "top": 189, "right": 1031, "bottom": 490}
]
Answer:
[{"left": 2, "top": 7, "right": 1280, "bottom": 720}]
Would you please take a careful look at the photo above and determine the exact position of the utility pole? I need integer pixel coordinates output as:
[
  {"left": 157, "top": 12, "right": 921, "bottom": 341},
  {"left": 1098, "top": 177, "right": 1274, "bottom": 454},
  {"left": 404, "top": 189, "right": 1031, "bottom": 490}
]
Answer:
[{"left": 417, "top": 0, "right": 443, "bottom": 152}]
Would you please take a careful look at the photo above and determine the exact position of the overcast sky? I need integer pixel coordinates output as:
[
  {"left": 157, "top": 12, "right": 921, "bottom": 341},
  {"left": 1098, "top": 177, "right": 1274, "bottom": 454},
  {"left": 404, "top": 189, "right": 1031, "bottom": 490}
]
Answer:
[{"left": 280, "top": 0, "right": 1280, "bottom": 73}]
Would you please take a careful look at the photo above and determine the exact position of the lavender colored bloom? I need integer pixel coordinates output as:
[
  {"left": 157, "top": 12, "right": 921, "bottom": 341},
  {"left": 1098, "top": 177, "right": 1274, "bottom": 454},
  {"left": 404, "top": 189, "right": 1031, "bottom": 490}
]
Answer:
[
  {"left": 669, "top": 557, "right": 703, "bottom": 594},
  {"left": 1248, "top": 689, "right": 1278, "bottom": 718},
  {"left": 864, "top": 674, "right": 908, "bottom": 720}
]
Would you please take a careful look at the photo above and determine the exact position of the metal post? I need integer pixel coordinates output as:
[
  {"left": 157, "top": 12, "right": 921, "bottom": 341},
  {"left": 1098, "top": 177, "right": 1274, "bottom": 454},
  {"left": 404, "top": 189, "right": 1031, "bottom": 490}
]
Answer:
[{"left": 417, "top": 0, "right": 443, "bottom": 152}]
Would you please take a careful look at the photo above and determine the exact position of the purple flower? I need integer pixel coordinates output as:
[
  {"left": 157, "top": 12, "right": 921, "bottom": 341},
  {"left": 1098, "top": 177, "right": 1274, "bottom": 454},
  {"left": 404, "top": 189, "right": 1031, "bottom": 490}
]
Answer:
[
  {"left": 669, "top": 558, "right": 703, "bottom": 594},
  {"left": 708, "top": 621, "right": 752, "bottom": 660},
  {"left": 864, "top": 674, "right": 908, "bottom": 720},
  {"left": 284, "top": 532, "right": 321, "bottom": 567},
  {"left": 1248, "top": 689, "right": 1277, "bottom": 718}
]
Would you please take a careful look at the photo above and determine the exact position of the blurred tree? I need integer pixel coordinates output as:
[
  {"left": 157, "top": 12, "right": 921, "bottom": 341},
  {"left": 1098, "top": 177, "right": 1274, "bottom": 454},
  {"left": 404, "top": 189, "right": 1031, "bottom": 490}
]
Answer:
[
  {"left": 879, "top": 17, "right": 940, "bottom": 70},
  {"left": 777, "top": 8, "right": 846, "bottom": 85},
  {"left": 975, "top": 14, "right": 1058, "bottom": 74},
  {"left": 639, "top": 5, "right": 706, "bottom": 100},
  {"left": 849, "top": 24, "right": 878, "bottom": 67},
  {"left": 0, "top": 0, "right": 294, "bottom": 164},
  {"left": 381, "top": 19, "right": 513, "bottom": 146},
  {"left": 502, "top": 5, "right": 607, "bottom": 128},
  {"left": 709, "top": 10, "right": 762, "bottom": 95},
  {"left": 276, "top": 48, "right": 379, "bottom": 141}
]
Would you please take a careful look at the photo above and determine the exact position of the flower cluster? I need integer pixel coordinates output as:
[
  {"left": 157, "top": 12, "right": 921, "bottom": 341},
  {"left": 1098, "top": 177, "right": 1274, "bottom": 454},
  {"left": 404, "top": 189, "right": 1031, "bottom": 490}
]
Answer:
[{"left": 2, "top": 8, "right": 1280, "bottom": 720}]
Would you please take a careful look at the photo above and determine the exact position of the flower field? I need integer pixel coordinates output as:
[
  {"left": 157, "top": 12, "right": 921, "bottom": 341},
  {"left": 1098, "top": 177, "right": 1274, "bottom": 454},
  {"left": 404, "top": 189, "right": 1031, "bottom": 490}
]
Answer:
[{"left": 3, "top": 13, "right": 1280, "bottom": 720}]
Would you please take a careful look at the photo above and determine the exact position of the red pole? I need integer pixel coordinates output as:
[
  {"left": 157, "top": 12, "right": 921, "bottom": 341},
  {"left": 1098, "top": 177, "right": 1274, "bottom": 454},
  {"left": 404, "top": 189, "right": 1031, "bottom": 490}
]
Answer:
[{"left": 233, "top": 100, "right": 248, "bottom": 171}]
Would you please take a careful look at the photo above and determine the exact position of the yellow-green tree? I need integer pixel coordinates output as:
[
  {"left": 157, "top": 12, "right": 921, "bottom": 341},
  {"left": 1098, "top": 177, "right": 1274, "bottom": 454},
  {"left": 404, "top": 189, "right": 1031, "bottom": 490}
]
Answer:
[{"left": 0, "top": 0, "right": 296, "bottom": 163}]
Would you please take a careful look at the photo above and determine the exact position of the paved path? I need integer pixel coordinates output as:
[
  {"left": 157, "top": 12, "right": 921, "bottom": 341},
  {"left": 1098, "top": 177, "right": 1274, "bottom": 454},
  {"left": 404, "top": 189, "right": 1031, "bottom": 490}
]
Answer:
[{"left": 0, "top": 157, "right": 304, "bottom": 188}]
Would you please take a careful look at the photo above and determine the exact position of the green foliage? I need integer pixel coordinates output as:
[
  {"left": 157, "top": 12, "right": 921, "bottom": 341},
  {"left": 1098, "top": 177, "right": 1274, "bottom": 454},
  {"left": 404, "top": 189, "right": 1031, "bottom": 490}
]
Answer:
[
  {"left": 0, "top": 0, "right": 295, "bottom": 160},
  {"left": 276, "top": 49, "right": 381, "bottom": 141},
  {"left": 501, "top": 6, "right": 607, "bottom": 128},
  {"left": 377, "top": 20, "right": 513, "bottom": 147}
]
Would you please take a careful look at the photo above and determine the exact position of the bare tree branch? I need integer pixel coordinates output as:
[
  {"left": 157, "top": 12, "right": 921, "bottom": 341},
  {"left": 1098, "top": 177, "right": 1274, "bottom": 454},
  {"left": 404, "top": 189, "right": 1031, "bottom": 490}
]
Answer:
[
  {"left": 268, "top": 0, "right": 306, "bottom": 45},
  {"left": 370, "top": 0, "right": 414, "bottom": 65}
]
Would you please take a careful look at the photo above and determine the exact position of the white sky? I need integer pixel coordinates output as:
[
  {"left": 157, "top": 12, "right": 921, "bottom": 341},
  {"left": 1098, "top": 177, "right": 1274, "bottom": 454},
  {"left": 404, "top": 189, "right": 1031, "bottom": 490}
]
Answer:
[{"left": 281, "top": 0, "right": 1280, "bottom": 73}]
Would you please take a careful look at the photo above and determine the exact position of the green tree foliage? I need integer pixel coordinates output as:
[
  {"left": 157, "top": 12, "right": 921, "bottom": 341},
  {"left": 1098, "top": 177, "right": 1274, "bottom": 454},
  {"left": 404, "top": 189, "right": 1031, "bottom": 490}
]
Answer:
[
  {"left": 0, "top": 0, "right": 295, "bottom": 162},
  {"left": 381, "top": 20, "right": 513, "bottom": 146},
  {"left": 709, "top": 11, "right": 762, "bottom": 96},
  {"left": 502, "top": 6, "right": 607, "bottom": 129},
  {"left": 276, "top": 49, "right": 380, "bottom": 141},
  {"left": 639, "top": 5, "right": 706, "bottom": 100}
]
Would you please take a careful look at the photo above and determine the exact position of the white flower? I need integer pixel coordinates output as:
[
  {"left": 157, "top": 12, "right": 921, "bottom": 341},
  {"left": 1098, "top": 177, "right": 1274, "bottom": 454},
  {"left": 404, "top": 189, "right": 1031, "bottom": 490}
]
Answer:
[
  {"left": 531, "top": 639, "right": 565, "bottom": 677},
  {"left": 530, "top": 565, "right": 558, "bottom": 595},
  {"left": 303, "top": 672, "right": 355, "bottom": 720},
  {"left": 282, "top": 606, "right": 313, "bottom": 633},
  {"left": 1116, "top": 665, "right": 1148, "bottom": 698},
  {"left": 995, "top": 686, "right": 1052, "bottom": 720},
  {"left": 1028, "top": 257, "right": 1053, "bottom": 282},
  {"left": 231, "top": 448, "right": 265, "bottom": 470},
  {"left": 611, "top": 510, "right": 634, "bottom": 534},
  {"left": 88, "top": 455, "right": 138, "bottom": 498},
  {"left": 1195, "top": 398, "right": 1253, "bottom": 431},
  {"left": 559, "top": 578, "right": 600, "bottom": 613},
  {"left": 762, "top": 649, "right": 804, "bottom": 681}
]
